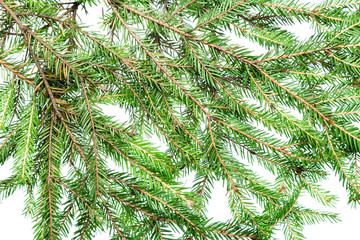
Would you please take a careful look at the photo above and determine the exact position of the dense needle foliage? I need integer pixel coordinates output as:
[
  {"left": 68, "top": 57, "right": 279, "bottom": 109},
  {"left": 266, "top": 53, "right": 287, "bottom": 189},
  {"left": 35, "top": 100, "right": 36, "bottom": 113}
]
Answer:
[{"left": 1, "top": 0, "right": 360, "bottom": 239}]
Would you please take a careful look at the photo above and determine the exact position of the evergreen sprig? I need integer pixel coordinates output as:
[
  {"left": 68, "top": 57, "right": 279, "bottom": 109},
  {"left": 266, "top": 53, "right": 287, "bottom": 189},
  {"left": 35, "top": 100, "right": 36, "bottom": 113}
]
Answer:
[{"left": 0, "top": 0, "right": 359, "bottom": 239}]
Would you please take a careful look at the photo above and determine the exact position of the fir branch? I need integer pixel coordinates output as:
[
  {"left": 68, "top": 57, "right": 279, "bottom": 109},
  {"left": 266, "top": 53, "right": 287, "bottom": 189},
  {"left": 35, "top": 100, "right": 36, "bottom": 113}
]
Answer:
[
  {"left": 0, "top": 58, "right": 35, "bottom": 86},
  {"left": 1, "top": 0, "right": 359, "bottom": 238},
  {"left": 194, "top": 1, "right": 247, "bottom": 30}
]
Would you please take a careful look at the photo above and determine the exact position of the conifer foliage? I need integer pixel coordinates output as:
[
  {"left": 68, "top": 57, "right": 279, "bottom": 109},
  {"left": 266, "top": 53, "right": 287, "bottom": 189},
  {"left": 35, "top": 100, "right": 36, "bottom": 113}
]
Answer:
[{"left": 1, "top": 0, "right": 360, "bottom": 239}]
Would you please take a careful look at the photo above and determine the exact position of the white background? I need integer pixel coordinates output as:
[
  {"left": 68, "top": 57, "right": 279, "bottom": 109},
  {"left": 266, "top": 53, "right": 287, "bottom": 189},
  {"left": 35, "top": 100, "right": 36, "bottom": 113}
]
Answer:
[{"left": 1, "top": 0, "right": 360, "bottom": 239}]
